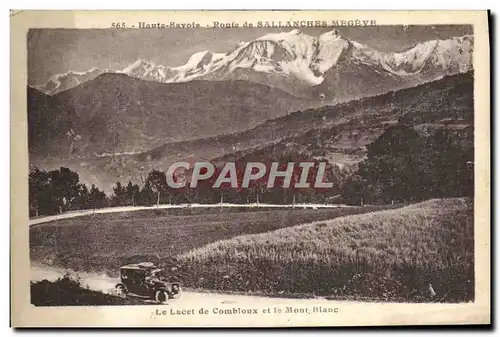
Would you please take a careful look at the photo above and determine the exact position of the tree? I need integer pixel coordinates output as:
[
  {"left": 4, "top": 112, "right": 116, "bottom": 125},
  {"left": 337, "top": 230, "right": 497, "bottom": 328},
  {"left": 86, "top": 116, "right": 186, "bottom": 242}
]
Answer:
[
  {"left": 341, "top": 123, "right": 474, "bottom": 204},
  {"left": 89, "top": 184, "right": 107, "bottom": 210},
  {"left": 111, "top": 181, "right": 127, "bottom": 206},
  {"left": 29, "top": 166, "right": 84, "bottom": 215},
  {"left": 126, "top": 181, "right": 140, "bottom": 206},
  {"left": 48, "top": 167, "right": 82, "bottom": 213},
  {"left": 424, "top": 128, "right": 474, "bottom": 197},
  {"left": 28, "top": 166, "right": 110, "bottom": 215},
  {"left": 357, "top": 124, "right": 428, "bottom": 203},
  {"left": 341, "top": 174, "right": 366, "bottom": 206},
  {"left": 29, "top": 166, "right": 50, "bottom": 216},
  {"left": 144, "top": 170, "right": 169, "bottom": 205},
  {"left": 74, "top": 184, "right": 91, "bottom": 210},
  {"left": 139, "top": 180, "right": 155, "bottom": 206}
]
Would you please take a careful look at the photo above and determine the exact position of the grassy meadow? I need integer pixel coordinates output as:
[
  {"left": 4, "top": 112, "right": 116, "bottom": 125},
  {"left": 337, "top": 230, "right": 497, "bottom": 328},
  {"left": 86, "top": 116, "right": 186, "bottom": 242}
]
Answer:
[
  {"left": 30, "top": 199, "right": 473, "bottom": 302},
  {"left": 177, "top": 198, "right": 474, "bottom": 302},
  {"left": 30, "top": 205, "right": 392, "bottom": 276}
]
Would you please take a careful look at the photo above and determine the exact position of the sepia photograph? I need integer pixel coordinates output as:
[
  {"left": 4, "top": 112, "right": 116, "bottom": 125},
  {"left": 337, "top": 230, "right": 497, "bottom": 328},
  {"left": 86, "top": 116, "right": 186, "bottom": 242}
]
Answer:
[{"left": 11, "top": 10, "right": 490, "bottom": 327}]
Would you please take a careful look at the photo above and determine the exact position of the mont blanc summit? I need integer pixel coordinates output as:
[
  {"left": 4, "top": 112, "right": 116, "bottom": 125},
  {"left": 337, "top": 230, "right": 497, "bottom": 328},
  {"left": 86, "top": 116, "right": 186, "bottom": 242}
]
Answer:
[{"left": 34, "top": 29, "right": 473, "bottom": 101}]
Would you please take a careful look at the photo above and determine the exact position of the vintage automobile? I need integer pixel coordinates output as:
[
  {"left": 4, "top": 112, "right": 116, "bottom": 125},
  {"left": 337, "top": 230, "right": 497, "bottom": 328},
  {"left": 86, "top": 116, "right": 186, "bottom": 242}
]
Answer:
[{"left": 114, "top": 262, "right": 182, "bottom": 303}]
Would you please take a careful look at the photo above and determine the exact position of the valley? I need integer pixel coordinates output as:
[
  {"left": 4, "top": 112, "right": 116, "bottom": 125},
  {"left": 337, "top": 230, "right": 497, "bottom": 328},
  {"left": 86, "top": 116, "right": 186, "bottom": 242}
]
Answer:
[{"left": 29, "top": 71, "right": 473, "bottom": 194}]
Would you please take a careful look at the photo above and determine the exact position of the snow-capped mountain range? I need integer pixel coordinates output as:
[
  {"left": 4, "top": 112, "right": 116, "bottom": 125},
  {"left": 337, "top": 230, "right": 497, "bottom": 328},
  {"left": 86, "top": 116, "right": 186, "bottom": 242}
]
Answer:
[{"left": 35, "top": 29, "right": 473, "bottom": 100}]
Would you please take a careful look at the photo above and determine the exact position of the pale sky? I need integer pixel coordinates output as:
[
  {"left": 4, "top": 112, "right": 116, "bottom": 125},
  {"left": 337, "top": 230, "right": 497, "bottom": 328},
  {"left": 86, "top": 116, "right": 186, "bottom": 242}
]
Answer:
[{"left": 27, "top": 25, "right": 472, "bottom": 86}]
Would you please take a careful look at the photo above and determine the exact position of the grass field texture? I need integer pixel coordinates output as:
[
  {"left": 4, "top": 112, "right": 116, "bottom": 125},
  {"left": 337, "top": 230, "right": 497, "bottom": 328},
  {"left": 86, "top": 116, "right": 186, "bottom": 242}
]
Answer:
[
  {"left": 178, "top": 198, "right": 473, "bottom": 302},
  {"left": 30, "top": 206, "right": 392, "bottom": 275}
]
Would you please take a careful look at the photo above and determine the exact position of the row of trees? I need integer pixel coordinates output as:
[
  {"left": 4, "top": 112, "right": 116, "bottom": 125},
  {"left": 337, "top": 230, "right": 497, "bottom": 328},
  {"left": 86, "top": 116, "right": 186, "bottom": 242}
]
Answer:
[
  {"left": 29, "top": 124, "right": 474, "bottom": 215},
  {"left": 341, "top": 124, "right": 474, "bottom": 205},
  {"left": 109, "top": 159, "right": 347, "bottom": 207},
  {"left": 29, "top": 167, "right": 106, "bottom": 216}
]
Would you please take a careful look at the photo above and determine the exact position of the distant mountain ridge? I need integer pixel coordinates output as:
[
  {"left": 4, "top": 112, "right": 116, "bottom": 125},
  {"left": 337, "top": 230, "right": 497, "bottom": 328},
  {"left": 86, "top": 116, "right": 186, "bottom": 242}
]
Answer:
[
  {"left": 28, "top": 74, "right": 312, "bottom": 160},
  {"left": 29, "top": 72, "right": 473, "bottom": 194},
  {"left": 143, "top": 71, "right": 474, "bottom": 168},
  {"left": 35, "top": 29, "right": 473, "bottom": 100}
]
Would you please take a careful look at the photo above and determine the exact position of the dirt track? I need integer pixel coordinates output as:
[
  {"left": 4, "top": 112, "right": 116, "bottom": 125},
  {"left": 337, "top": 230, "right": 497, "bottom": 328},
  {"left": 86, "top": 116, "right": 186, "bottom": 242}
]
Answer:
[
  {"left": 30, "top": 263, "right": 353, "bottom": 307},
  {"left": 29, "top": 204, "right": 360, "bottom": 308},
  {"left": 29, "top": 203, "right": 352, "bottom": 226}
]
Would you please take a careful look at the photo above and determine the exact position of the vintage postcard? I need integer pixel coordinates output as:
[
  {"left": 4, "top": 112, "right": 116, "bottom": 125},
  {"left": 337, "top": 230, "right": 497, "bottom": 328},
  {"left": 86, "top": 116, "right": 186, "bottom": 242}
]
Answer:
[{"left": 11, "top": 10, "right": 490, "bottom": 327}]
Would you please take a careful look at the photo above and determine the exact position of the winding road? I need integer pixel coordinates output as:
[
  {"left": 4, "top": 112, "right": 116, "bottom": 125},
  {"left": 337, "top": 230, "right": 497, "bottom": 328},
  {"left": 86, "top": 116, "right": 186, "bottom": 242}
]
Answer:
[
  {"left": 30, "top": 263, "right": 352, "bottom": 308},
  {"left": 30, "top": 204, "right": 354, "bottom": 308},
  {"left": 29, "top": 202, "right": 350, "bottom": 226}
]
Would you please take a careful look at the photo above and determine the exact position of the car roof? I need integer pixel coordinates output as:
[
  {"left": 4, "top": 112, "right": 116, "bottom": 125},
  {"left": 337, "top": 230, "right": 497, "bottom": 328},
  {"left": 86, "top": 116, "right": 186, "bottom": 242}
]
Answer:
[{"left": 120, "top": 262, "right": 157, "bottom": 270}]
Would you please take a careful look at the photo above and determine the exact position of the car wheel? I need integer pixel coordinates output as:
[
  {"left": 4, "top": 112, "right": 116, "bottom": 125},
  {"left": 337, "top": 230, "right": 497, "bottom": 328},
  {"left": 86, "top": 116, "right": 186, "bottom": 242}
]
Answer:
[
  {"left": 115, "top": 284, "right": 127, "bottom": 297},
  {"left": 155, "top": 290, "right": 169, "bottom": 304},
  {"left": 171, "top": 285, "right": 182, "bottom": 299}
]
